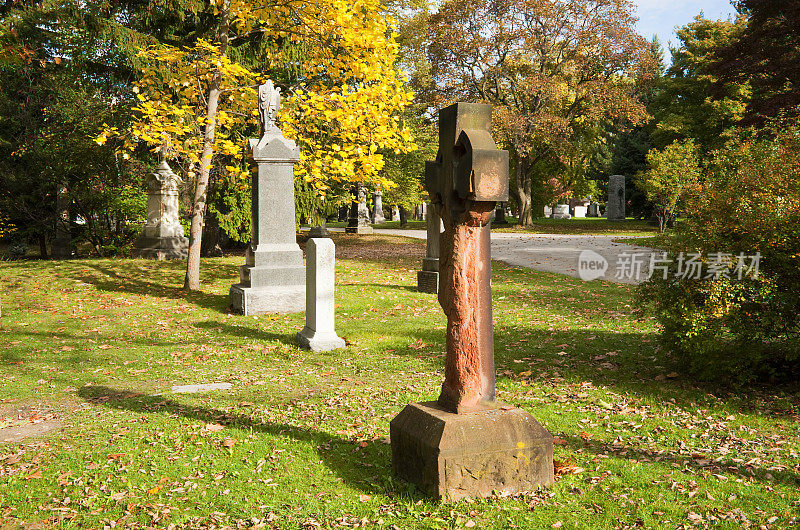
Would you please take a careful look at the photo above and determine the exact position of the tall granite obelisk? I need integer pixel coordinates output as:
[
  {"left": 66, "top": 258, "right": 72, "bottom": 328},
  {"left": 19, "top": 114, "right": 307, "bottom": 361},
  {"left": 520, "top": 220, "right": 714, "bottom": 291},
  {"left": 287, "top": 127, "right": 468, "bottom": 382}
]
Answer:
[{"left": 230, "top": 80, "right": 305, "bottom": 315}]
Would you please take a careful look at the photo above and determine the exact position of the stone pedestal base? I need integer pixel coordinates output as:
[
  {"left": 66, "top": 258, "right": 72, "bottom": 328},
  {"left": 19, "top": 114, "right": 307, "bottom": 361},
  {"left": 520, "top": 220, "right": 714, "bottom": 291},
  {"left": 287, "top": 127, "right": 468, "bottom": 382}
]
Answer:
[
  {"left": 296, "top": 327, "right": 345, "bottom": 352},
  {"left": 417, "top": 271, "right": 439, "bottom": 294},
  {"left": 345, "top": 225, "right": 373, "bottom": 234},
  {"left": 230, "top": 284, "right": 304, "bottom": 315},
  {"left": 132, "top": 236, "right": 188, "bottom": 260},
  {"left": 390, "top": 401, "right": 554, "bottom": 501}
]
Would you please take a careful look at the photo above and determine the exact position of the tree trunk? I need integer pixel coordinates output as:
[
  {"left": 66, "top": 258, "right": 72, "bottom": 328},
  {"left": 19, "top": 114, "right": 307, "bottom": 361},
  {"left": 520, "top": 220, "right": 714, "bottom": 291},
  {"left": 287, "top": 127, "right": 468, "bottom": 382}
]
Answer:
[
  {"left": 516, "top": 156, "right": 533, "bottom": 226},
  {"left": 399, "top": 205, "right": 408, "bottom": 227},
  {"left": 39, "top": 234, "right": 47, "bottom": 259},
  {"left": 184, "top": 0, "right": 229, "bottom": 291}
]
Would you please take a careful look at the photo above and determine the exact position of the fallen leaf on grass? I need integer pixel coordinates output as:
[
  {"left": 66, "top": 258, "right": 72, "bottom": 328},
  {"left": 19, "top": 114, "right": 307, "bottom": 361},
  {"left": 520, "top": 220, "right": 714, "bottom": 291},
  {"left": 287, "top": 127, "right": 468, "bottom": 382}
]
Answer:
[
  {"left": 26, "top": 468, "right": 42, "bottom": 479},
  {"left": 554, "top": 460, "right": 584, "bottom": 476},
  {"left": 85, "top": 463, "right": 100, "bottom": 470},
  {"left": 222, "top": 438, "right": 236, "bottom": 448},
  {"left": 107, "top": 453, "right": 125, "bottom": 462},
  {"left": 205, "top": 423, "right": 224, "bottom": 432},
  {"left": 358, "top": 494, "right": 371, "bottom": 503},
  {"left": 148, "top": 486, "right": 161, "bottom": 494},
  {"left": 553, "top": 437, "right": 567, "bottom": 446}
]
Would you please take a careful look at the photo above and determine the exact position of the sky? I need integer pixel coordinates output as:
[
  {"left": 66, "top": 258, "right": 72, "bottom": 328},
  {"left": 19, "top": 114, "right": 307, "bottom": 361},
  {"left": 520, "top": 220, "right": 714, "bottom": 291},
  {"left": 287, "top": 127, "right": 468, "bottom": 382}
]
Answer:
[{"left": 632, "top": 0, "right": 738, "bottom": 52}]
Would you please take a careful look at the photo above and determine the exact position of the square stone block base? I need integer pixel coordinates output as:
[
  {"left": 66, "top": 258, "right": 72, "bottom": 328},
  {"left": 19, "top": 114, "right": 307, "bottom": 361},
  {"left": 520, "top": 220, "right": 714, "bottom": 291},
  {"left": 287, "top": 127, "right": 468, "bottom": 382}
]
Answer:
[
  {"left": 390, "top": 401, "right": 554, "bottom": 501},
  {"left": 132, "top": 236, "right": 188, "bottom": 260},
  {"left": 417, "top": 270, "right": 439, "bottom": 294},
  {"left": 345, "top": 225, "right": 373, "bottom": 234},
  {"left": 296, "top": 327, "right": 345, "bottom": 352},
  {"left": 230, "top": 283, "right": 304, "bottom": 315}
]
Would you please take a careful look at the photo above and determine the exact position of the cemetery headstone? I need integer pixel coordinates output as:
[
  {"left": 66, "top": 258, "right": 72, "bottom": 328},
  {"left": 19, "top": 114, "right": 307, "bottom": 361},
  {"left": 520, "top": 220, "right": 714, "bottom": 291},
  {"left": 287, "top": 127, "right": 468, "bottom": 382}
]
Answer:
[
  {"left": 52, "top": 183, "right": 72, "bottom": 259},
  {"left": 297, "top": 237, "right": 345, "bottom": 352},
  {"left": 372, "top": 189, "right": 385, "bottom": 224},
  {"left": 493, "top": 202, "right": 508, "bottom": 225},
  {"left": 391, "top": 206, "right": 400, "bottom": 221},
  {"left": 606, "top": 175, "right": 626, "bottom": 220},
  {"left": 308, "top": 223, "right": 331, "bottom": 238},
  {"left": 132, "top": 160, "right": 189, "bottom": 260},
  {"left": 391, "top": 102, "right": 553, "bottom": 501},
  {"left": 346, "top": 185, "right": 373, "bottom": 234},
  {"left": 544, "top": 205, "right": 552, "bottom": 218},
  {"left": 573, "top": 205, "right": 587, "bottom": 218},
  {"left": 552, "top": 204, "right": 571, "bottom": 219},
  {"left": 588, "top": 202, "right": 600, "bottom": 217},
  {"left": 230, "top": 80, "right": 305, "bottom": 315},
  {"left": 417, "top": 202, "right": 442, "bottom": 294}
]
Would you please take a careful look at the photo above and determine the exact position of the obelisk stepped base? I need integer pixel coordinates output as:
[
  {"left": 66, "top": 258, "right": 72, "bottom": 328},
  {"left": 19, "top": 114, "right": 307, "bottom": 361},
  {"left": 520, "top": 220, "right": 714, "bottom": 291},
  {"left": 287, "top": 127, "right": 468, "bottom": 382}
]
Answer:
[
  {"left": 417, "top": 256, "right": 440, "bottom": 294},
  {"left": 132, "top": 236, "right": 188, "bottom": 260},
  {"left": 416, "top": 271, "right": 439, "bottom": 294},
  {"left": 230, "top": 284, "right": 305, "bottom": 315},
  {"left": 390, "top": 402, "right": 554, "bottom": 501}
]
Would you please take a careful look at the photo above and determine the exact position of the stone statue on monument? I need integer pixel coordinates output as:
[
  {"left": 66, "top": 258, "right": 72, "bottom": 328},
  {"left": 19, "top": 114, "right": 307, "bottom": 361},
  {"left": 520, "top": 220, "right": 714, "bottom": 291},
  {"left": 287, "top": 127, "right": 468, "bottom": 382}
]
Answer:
[{"left": 258, "top": 80, "right": 281, "bottom": 137}]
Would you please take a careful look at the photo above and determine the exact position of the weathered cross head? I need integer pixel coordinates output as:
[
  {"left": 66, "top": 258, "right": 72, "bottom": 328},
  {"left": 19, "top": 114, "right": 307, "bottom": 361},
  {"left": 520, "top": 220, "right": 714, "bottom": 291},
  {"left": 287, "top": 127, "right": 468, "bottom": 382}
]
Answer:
[{"left": 425, "top": 102, "right": 509, "bottom": 414}]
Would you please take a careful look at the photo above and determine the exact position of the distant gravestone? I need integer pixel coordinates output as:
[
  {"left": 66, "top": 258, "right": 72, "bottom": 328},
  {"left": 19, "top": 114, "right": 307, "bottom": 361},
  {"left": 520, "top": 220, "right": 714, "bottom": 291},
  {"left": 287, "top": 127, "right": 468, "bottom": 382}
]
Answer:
[
  {"left": 573, "top": 205, "right": 587, "bottom": 218},
  {"left": 308, "top": 223, "right": 331, "bottom": 238},
  {"left": 346, "top": 185, "right": 373, "bottom": 234},
  {"left": 132, "top": 161, "right": 189, "bottom": 260},
  {"left": 391, "top": 206, "right": 400, "bottom": 221},
  {"left": 52, "top": 183, "right": 72, "bottom": 259},
  {"left": 493, "top": 202, "right": 508, "bottom": 225},
  {"left": 230, "top": 80, "right": 305, "bottom": 315},
  {"left": 417, "top": 202, "right": 442, "bottom": 294},
  {"left": 543, "top": 205, "right": 552, "bottom": 218},
  {"left": 588, "top": 202, "right": 601, "bottom": 217},
  {"left": 372, "top": 190, "right": 385, "bottom": 224},
  {"left": 552, "top": 204, "right": 571, "bottom": 219},
  {"left": 606, "top": 175, "right": 626, "bottom": 220},
  {"left": 297, "top": 238, "right": 345, "bottom": 352}
]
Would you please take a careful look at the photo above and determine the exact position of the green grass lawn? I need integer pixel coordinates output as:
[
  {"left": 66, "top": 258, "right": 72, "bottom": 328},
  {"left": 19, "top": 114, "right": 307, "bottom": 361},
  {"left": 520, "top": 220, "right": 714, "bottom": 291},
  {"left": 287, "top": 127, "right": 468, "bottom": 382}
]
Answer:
[{"left": 1, "top": 234, "right": 798, "bottom": 528}]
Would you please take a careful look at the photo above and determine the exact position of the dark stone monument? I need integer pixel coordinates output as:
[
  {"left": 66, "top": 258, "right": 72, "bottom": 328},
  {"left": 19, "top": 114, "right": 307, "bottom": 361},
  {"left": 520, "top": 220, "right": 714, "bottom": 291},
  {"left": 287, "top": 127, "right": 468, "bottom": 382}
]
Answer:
[
  {"left": 493, "top": 202, "right": 508, "bottom": 225},
  {"left": 391, "top": 102, "right": 554, "bottom": 501},
  {"left": 132, "top": 161, "right": 189, "bottom": 260},
  {"left": 345, "top": 184, "right": 373, "bottom": 234},
  {"left": 52, "top": 183, "right": 72, "bottom": 259},
  {"left": 230, "top": 80, "right": 305, "bottom": 315},
  {"left": 606, "top": 175, "right": 626, "bottom": 221},
  {"left": 416, "top": 202, "right": 442, "bottom": 294}
]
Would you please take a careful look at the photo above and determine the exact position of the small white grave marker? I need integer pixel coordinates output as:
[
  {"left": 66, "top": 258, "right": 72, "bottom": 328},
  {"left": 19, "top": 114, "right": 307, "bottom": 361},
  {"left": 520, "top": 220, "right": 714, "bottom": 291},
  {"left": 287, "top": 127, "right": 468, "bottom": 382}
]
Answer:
[{"left": 297, "top": 238, "right": 345, "bottom": 352}]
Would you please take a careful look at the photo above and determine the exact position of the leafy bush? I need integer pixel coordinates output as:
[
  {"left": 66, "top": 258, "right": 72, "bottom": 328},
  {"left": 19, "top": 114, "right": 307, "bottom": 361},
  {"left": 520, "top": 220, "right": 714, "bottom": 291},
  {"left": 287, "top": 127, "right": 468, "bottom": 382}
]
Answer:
[{"left": 640, "top": 124, "right": 800, "bottom": 383}]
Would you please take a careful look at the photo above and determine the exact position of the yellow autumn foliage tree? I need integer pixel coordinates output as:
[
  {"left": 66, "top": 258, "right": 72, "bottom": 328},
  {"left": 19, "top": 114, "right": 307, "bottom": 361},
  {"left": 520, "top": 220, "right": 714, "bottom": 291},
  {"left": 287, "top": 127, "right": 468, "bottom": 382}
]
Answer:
[{"left": 97, "top": 0, "right": 414, "bottom": 290}]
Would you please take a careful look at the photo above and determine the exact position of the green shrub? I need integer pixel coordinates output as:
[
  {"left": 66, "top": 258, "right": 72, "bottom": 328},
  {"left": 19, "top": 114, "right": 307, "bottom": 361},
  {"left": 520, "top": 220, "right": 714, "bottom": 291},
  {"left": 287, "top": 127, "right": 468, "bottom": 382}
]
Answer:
[{"left": 640, "top": 123, "right": 800, "bottom": 384}]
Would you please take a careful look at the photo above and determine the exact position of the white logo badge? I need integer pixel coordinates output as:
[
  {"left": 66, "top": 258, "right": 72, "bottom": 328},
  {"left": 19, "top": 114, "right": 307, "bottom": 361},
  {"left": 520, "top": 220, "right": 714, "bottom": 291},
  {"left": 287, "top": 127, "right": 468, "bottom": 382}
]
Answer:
[{"left": 578, "top": 250, "right": 608, "bottom": 281}]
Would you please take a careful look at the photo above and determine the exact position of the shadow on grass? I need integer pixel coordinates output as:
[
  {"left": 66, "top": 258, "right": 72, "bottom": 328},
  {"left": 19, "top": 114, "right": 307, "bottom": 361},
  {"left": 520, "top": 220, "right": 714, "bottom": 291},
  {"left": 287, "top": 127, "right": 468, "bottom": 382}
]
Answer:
[
  {"left": 73, "top": 261, "right": 232, "bottom": 313},
  {"left": 560, "top": 432, "right": 800, "bottom": 488},
  {"left": 192, "top": 321, "right": 297, "bottom": 346},
  {"left": 77, "top": 385, "right": 425, "bottom": 500}
]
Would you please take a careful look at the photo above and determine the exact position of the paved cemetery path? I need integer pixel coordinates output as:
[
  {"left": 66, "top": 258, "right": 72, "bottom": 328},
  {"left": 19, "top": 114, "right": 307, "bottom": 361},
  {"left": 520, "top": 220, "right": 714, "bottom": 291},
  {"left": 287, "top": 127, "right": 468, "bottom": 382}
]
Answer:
[{"left": 365, "top": 229, "right": 656, "bottom": 284}]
